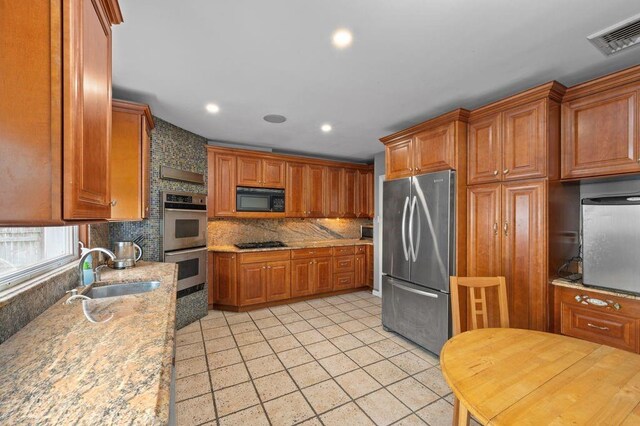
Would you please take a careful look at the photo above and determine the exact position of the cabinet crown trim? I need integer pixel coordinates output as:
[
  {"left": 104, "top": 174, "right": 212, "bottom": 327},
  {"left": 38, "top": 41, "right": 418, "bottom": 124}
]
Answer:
[
  {"left": 100, "top": 0, "right": 124, "bottom": 25},
  {"left": 469, "top": 81, "right": 566, "bottom": 120},
  {"left": 563, "top": 64, "right": 640, "bottom": 102},
  {"left": 113, "top": 99, "right": 155, "bottom": 130},
  {"left": 206, "top": 146, "right": 373, "bottom": 170},
  {"left": 379, "top": 108, "right": 470, "bottom": 144}
]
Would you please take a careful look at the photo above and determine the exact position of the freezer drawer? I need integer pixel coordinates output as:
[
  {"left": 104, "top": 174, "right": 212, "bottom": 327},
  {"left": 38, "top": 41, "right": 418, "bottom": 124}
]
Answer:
[{"left": 382, "top": 276, "right": 451, "bottom": 356}]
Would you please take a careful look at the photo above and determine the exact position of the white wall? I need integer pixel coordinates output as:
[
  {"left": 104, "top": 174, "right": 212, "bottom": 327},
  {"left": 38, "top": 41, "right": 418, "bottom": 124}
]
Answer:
[{"left": 373, "top": 151, "right": 385, "bottom": 293}]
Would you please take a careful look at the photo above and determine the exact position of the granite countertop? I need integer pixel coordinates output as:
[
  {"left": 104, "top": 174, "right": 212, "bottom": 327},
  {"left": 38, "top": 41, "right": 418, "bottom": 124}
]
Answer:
[
  {"left": 209, "top": 238, "right": 373, "bottom": 253},
  {"left": 551, "top": 277, "right": 640, "bottom": 301},
  {"left": 0, "top": 261, "right": 178, "bottom": 425}
]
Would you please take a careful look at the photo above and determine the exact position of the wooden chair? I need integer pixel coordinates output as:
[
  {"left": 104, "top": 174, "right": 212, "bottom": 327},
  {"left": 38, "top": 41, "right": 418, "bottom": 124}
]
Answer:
[{"left": 449, "top": 276, "right": 510, "bottom": 426}]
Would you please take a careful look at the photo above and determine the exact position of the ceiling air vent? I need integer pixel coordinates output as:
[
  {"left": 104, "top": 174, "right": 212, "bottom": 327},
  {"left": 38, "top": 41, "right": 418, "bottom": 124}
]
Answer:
[{"left": 588, "top": 13, "right": 640, "bottom": 56}]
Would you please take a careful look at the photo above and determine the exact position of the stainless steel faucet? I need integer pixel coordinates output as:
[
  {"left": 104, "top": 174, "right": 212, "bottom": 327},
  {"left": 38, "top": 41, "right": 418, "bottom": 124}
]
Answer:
[{"left": 78, "top": 248, "right": 116, "bottom": 287}]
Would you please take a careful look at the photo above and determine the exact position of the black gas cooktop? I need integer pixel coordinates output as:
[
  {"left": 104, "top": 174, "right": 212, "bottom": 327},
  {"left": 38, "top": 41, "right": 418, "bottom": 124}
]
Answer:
[{"left": 234, "top": 241, "right": 287, "bottom": 249}]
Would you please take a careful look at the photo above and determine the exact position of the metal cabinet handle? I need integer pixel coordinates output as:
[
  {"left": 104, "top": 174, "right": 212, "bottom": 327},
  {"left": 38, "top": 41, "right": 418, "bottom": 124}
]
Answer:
[
  {"left": 493, "top": 170, "right": 499, "bottom": 176},
  {"left": 503, "top": 168, "right": 510, "bottom": 175},
  {"left": 493, "top": 223, "right": 498, "bottom": 236},
  {"left": 110, "top": 199, "right": 117, "bottom": 206},
  {"left": 587, "top": 323, "right": 609, "bottom": 331},
  {"left": 309, "top": 261, "right": 312, "bottom": 265},
  {"left": 503, "top": 222, "right": 509, "bottom": 237}
]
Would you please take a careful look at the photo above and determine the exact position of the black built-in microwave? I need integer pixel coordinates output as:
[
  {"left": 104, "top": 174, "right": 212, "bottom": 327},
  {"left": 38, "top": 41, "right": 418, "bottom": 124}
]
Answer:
[{"left": 236, "top": 186, "right": 285, "bottom": 212}]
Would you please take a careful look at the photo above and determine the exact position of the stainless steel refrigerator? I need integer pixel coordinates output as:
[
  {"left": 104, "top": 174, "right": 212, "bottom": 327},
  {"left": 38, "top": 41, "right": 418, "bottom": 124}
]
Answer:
[{"left": 382, "top": 170, "right": 455, "bottom": 355}]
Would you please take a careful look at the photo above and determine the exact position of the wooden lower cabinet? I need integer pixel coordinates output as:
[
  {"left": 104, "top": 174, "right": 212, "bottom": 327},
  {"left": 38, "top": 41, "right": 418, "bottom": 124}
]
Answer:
[
  {"left": 366, "top": 245, "right": 374, "bottom": 288},
  {"left": 210, "top": 252, "right": 237, "bottom": 306},
  {"left": 467, "top": 180, "right": 547, "bottom": 330},
  {"left": 211, "top": 244, "right": 372, "bottom": 309},
  {"left": 553, "top": 284, "right": 640, "bottom": 353}
]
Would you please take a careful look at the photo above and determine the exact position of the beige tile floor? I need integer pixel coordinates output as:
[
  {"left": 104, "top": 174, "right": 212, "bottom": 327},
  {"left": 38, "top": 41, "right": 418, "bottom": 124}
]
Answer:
[{"left": 174, "top": 291, "right": 469, "bottom": 426}]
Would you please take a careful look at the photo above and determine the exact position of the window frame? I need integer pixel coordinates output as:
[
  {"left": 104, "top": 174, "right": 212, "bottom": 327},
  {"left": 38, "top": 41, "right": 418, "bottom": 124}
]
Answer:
[{"left": 0, "top": 226, "right": 80, "bottom": 293}]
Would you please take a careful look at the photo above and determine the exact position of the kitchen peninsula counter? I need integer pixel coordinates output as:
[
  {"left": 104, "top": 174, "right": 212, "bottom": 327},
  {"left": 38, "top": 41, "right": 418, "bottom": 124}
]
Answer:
[{"left": 209, "top": 238, "right": 373, "bottom": 253}]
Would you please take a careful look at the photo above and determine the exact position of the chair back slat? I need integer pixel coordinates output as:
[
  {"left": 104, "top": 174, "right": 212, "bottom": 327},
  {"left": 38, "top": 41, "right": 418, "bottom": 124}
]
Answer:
[{"left": 450, "top": 276, "right": 509, "bottom": 335}]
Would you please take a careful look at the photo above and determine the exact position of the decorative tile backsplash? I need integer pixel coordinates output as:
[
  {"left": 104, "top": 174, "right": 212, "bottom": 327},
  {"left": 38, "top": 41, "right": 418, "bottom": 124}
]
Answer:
[
  {"left": 109, "top": 117, "right": 208, "bottom": 262},
  {"left": 208, "top": 218, "right": 372, "bottom": 246}
]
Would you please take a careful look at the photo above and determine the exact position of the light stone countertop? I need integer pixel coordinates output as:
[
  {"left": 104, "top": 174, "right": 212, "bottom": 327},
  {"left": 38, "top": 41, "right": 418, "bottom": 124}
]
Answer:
[
  {"left": 551, "top": 278, "right": 640, "bottom": 301},
  {"left": 209, "top": 238, "right": 373, "bottom": 253},
  {"left": 0, "top": 261, "right": 178, "bottom": 425}
]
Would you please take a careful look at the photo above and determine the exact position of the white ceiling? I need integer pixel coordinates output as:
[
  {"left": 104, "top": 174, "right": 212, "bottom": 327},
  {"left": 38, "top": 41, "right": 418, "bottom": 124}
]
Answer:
[{"left": 112, "top": 0, "right": 640, "bottom": 162}]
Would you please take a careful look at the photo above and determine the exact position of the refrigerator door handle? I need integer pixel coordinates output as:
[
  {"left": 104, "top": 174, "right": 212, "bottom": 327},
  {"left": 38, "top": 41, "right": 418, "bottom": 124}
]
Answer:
[
  {"left": 408, "top": 195, "right": 420, "bottom": 262},
  {"left": 401, "top": 196, "right": 410, "bottom": 261},
  {"left": 388, "top": 278, "right": 439, "bottom": 298}
]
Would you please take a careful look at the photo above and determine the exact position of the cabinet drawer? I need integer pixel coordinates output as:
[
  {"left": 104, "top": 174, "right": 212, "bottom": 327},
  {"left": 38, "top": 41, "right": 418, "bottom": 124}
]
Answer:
[
  {"left": 334, "top": 272, "right": 355, "bottom": 290},
  {"left": 333, "top": 246, "right": 355, "bottom": 256},
  {"left": 238, "top": 250, "right": 290, "bottom": 264},
  {"left": 291, "top": 247, "right": 333, "bottom": 259},
  {"left": 561, "top": 304, "right": 638, "bottom": 352},
  {"left": 355, "top": 245, "right": 367, "bottom": 255},
  {"left": 333, "top": 255, "right": 355, "bottom": 273}
]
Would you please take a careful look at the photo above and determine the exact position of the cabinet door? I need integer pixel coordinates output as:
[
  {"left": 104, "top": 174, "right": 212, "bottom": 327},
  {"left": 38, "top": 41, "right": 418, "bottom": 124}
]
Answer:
[
  {"left": 413, "top": 122, "right": 456, "bottom": 173},
  {"left": 212, "top": 252, "right": 237, "bottom": 306},
  {"left": 314, "top": 257, "right": 333, "bottom": 294},
  {"left": 562, "top": 87, "right": 639, "bottom": 179},
  {"left": 237, "top": 156, "right": 262, "bottom": 187},
  {"left": 63, "top": 0, "right": 113, "bottom": 219},
  {"left": 262, "top": 159, "right": 286, "bottom": 188},
  {"left": 211, "top": 153, "right": 236, "bottom": 217},
  {"left": 355, "top": 253, "right": 366, "bottom": 287},
  {"left": 385, "top": 138, "right": 413, "bottom": 179},
  {"left": 467, "top": 185, "right": 501, "bottom": 277},
  {"left": 502, "top": 180, "right": 546, "bottom": 331},
  {"left": 502, "top": 100, "right": 546, "bottom": 181},
  {"left": 291, "top": 259, "right": 314, "bottom": 297},
  {"left": 110, "top": 106, "right": 142, "bottom": 220},
  {"left": 266, "top": 260, "right": 290, "bottom": 302},
  {"left": 326, "top": 167, "right": 342, "bottom": 218},
  {"left": 468, "top": 113, "right": 501, "bottom": 185},
  {"left": 341, "top": 168, "right": 358, "bottom": 218},
  {"left": 285, "top": 162, "right": 306, "bottom": 217},
  {"left": 307, "top": 165, "right": 326, "bottom": 217},
  {"left": 238, "top": 263, "right": 266, "bottom": 306},
  {"left": 356, "top": 170, "right": 371, "bottom": 218},
  {"left": 367, "top": 171, "right": 375, "bottom": 218},
  {"left": 366, "top": 245, "right": 374, "bottom": 287},
  {"left": 141, "top": 116, "right": 151, "bottom": 219}
]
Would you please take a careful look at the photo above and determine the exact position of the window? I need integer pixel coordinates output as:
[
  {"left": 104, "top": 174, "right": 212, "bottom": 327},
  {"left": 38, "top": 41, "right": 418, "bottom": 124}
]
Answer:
[{"left": 0, "top": 226, "right": 79, "bottom": 292}]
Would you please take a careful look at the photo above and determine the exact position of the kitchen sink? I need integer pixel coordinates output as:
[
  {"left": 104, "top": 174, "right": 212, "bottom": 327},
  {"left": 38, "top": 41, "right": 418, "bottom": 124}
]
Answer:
[{"left": 84, "top": 281, "right": 161, "bottom": 299}]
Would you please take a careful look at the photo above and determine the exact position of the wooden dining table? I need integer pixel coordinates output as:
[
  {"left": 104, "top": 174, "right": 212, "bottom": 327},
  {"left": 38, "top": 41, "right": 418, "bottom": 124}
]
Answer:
[{"left": 440, "top": 328, "right": 640, "bottom": 425}]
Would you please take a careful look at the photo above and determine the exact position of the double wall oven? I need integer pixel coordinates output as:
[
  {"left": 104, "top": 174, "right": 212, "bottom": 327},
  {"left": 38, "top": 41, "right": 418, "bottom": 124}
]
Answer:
[{"left": 161, "top": 191, "right": 207, "bottom": 296}]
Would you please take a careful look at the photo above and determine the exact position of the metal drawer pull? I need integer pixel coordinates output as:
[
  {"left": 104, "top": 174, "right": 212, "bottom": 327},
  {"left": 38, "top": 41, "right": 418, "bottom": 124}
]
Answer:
[
  {"left": 587, "top": 323, "right": 609, "bottom": 331},
  {"left": 389, "top": 280, "right": 438, "bottom": 298},
  {"left": 493, "top": 222, "right": 498, "bottom": 235}
]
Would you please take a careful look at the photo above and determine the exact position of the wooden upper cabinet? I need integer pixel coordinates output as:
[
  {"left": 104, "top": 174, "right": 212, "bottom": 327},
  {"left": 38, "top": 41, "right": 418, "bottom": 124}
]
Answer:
[
  {"left": 210, "top": 152, "right": 236, "bottom": 217},
  {"left": 413, "top": 122, "right": 456, "bottom": 173},
  {"left": 380, "top": 109, "right": 469, "bottom": 181},
  {"left": 285, "top": 162, "right": 306, "bottom": 217},
  {"left": 0, "top": 0, "right": 122, "bottom": 225},
  {"left": 502, "top": 180, "right": 546, "bottom": 331},
  {"left": 502, "top": 100, "right": 546, "bottom": 181},
  {"left": 326, "top": 167, "right": 342, "bottom": 217},
  {"left": 341, "top": 169, "right": 358, "bottom": 218},
  {"left": 306, "top": 165, "right": 326, "bottom": 217},
  {"left": 237, "top": 156, "right": 262, "bottom": 187},
  {"left": 468, "top": 113, "right": 502, "bottom": 185},
  {"left": 63, "top": 0, "right": 122, "bottom": 220},
  {"left": 110, "top": 100, "right": 153, "bottom": 221},
  {"left": 385, "top": 138, "right": 414, "bottom": 179},
  {"left": 238, "top": 156, "right": 286, "bottom": 188},
  {"left": 562, "top": 84, "right": 640, "bottom": 179}
]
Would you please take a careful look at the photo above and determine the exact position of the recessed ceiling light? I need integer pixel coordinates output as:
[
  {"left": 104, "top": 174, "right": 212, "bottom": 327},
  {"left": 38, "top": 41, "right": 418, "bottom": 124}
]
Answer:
[
  {"left": 321, "top": 124, "right": 332, "bottom": 133},
  {"left": 205, "top": 103, "right": 220, "bottom": 114},
  {"left": 332, "top": 29, "right": 353, "bottom": 49},
  {"left": 264, "top": 114, "right": 287, "bottom": 123}
]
